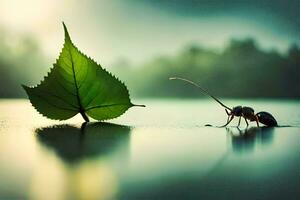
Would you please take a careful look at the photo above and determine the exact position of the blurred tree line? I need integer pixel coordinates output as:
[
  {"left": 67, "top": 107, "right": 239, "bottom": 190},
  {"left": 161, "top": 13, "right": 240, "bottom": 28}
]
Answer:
[
  {"left": 0, "top": 33, "right": 299, "bottom": 98},
  {"left": 0, "top": 28, "right": 47, "bottom": 97},
  {"left": 113, "top": 38, "right": 300, "bottom": 98}
]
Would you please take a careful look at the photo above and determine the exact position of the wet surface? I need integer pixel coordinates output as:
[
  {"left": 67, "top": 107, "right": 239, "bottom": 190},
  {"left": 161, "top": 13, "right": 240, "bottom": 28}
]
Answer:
[{"left": 0, "top": 99, "right": 300, "bottom": 200}]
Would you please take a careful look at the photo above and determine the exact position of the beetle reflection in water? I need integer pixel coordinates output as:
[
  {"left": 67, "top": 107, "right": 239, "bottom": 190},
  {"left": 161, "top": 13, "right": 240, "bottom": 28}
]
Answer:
[{"left": 227, "top": 127, "right": 275, "bottom": 153}]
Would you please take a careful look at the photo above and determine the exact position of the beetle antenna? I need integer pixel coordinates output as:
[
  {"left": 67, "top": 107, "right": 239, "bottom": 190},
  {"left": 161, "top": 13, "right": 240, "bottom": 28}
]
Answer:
[{"left": 169, "top": 77, "right": 232, "bottom": 111}]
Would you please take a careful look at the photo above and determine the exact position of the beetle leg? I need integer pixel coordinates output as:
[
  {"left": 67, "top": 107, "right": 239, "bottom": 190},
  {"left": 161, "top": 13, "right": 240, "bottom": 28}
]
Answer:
[
  {"left": 237, "top": 127, "right": 243, "bottom": 135},
  {"left": 237, "top": 116, "right": 241, "bottom": 127},
  {"left": 226, "top": 114, "right": 231, "bottom": 123},
  {"left": 225, "top": 109, "right": 230, "bottom": 116},
  {"left": 243, "top": 116, "right": 249, "bottom": 126},
  {"left": 226, "top": 116, "right": 229, "bottom": 124},
  {"left": 255, "top": 115, "right": 260, "bottom": 127},
  {"left": 219, "top": 115, "right": 234, "bottom": 127},
  {"left": 224, "top": 109, "right": 231, "bottom": 124}
]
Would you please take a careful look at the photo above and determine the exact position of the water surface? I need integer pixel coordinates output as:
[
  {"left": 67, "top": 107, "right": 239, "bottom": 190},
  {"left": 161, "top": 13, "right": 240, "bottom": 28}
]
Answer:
[{"left": 0, "top": 99, "right": 300, "bottom": 200}]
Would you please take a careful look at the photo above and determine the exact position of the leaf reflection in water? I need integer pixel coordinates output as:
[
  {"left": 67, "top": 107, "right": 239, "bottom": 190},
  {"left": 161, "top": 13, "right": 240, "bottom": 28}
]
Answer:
[{"left": 36, "top": 122, "right": 131, "bottom": 163}]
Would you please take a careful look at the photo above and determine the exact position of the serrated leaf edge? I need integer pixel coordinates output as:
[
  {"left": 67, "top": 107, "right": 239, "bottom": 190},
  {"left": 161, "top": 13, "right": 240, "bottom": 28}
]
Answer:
[{"left": 23, "top": 22, "right": 140, "bottom": 121}]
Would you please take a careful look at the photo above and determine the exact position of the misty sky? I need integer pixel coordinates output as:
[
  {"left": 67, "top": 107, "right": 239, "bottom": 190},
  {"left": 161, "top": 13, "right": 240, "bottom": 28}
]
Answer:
[{"left": 0, "top": 0, "right": 299, "bottom": 66}]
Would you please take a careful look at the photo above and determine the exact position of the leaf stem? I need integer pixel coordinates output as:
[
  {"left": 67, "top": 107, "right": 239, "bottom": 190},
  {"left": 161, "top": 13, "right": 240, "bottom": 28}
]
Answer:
[
  {"left": 132, "top": 104, "right": 146, "bottom": 107},
  {"left": 80, "top": 111, "right": 90, "bottom": 122}
]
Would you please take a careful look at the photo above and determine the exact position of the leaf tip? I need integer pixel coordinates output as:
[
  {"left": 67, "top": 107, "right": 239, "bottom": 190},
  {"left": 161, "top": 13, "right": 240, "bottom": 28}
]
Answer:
[{"left": 62, "top": 22, "right": 71, "bottom": 41}]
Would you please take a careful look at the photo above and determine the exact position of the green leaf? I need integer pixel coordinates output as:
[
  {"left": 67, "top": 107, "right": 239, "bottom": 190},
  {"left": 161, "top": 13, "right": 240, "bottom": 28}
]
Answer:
[{"left": 22, "top": 23, "right": 144, "bottom": 122}]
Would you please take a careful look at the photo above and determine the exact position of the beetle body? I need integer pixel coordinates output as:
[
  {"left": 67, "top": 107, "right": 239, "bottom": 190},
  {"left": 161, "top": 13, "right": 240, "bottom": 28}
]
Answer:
[
  {"left": 256, "top": 111, "right": 277, "bottom": 127},
  {"left": 170, "top": 77, "right": 278, "bottom": 127},
  {"left": 225, "top": 106, "right": 277, "bottom": 127}
]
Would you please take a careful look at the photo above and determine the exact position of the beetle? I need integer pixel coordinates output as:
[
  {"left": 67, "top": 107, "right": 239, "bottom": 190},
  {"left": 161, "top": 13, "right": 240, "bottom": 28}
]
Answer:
[{"left": 170, "top": 77, "right": 277, "bottom": 127}]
